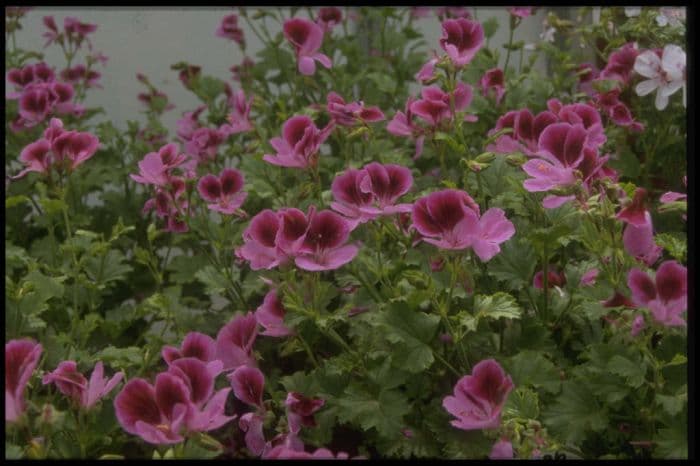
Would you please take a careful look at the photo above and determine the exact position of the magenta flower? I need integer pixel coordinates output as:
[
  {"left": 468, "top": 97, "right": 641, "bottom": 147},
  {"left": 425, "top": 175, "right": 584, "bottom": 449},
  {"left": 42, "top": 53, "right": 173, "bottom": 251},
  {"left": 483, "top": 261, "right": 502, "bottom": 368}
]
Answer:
[
  {"left": 630, "top": 314, "right": 646, "bottom": 337},
  {"left": 317, "top": 7, "right": 343, "bottom": 33},
  {"left": 442, "top": 359, "right": 514, "bottom": 430},
  {"left": 197, "top": 168, "right": 247, "bottom": 215},
  {"left": 533, "top": 267, "right": 567, "bottom": 290},
  {"left": 215, "top": 312, "right": 258, "bottom": 370},
  {"left": 130, "top": 143, "right": 187, "bottom": 187},
  {"left": 215, "top": 14, "right": 245, "bottom": 48},
  {"left": 5, "top": 339, "right": 43, "bottom": 422},
  {"left": 42, "top": 361, "right": 123, "bottom": 409},
  {"left": 416, "top": 56, "right": 438, "bottom": 83},
  {"left": 439, "top": 18, "right": 484, "bottom": 68},
  {"left": 285, "top": 392, "right": 325, "bottom": 434},
  {"left": 64, "top": 16, "right": 97, "bottom": 45},
  {"left": 600, "top": 42, "right": 639, "bottom": 85},
  {"left": 255, "top": 290, "right": 294, "bottom": 337},
  {"left": 283, "top": 18, "right": 332, "bottom": 76},
  {"left": 276, "top": 206, "right": 314, "bottom": 258},
  {"left": 410, "top": 83, "right": 475, "bottom": 126},
  {"left": 220, "top": 89, "right": 253, "bottom": 135},
  {"left": 469, "top": 208, "right": 516, "bottom": 262},
  {"left": 480, "top": 68, "right": 506, "bottom": 105},
  {"left": 490, "top": 439, "right": 514, "bottom": 459},
  {"left": 228, "top": 366, "right": 265, "bottom": 409},
  {"left": 240, "top": 412, "right": 267, "bottom": 456},
  {"left": 295, "top": 210, "right": 359, "bottom": 272},
  {"left": 162, "top": 332, "right": 217, "bottom": 365},
  {"left": 547, "top": 100, "right": 606, "bottom": 148},
  {"left": 436, "top": 7, "right": 472, "bottom": 20},
  {"left": 508, "top": 7, "right": 535, "bottom": 18},
  {"left": 616, "top": 188, "right": 648, "bottom": 227},
  {"left": 42, "top": 16, "right": 60, "bottom": 47},
  {"left": 487, "top": 108, "right": 557, "bottom": 155},
  {"left": 627, "top": 261, "right": 687, "bottom": 327},
  {"left": 237, "top": 210, "right": 283, "bottom": 270},
  {"left": 330, "top": 168, "right": 376, "bottom": 227},
  {"left": 326, "top": 92, "right": 385, "bottom": 127},
  {"left": 60, "top": 64, "right": 101, "bottom": 88},
  {"left": 137, "top": 89, "right": 175, "bottom": 114},
  {"left": 387, "top": 96, "right": 426, "bottom": 159},
  {"left": 185, "top": 127, "right": 225, "bottom": 163},
  {"left": 659, "top": 176, "right": 687, "bottom": 220},
  {"left": 412, "top": 189, "right": 479, "bottom": 250},
  {"left": 176, "top": 105, "right": 206, "bottom": 141},
  {"left": 623, "top": 211, "right": 662, "bottom": 266},
  {"left": 580, "top": 268, "right": 599, "bottom": 287},
  {"left": 263, "top": 115, "right": 331, "bottom": 169}
]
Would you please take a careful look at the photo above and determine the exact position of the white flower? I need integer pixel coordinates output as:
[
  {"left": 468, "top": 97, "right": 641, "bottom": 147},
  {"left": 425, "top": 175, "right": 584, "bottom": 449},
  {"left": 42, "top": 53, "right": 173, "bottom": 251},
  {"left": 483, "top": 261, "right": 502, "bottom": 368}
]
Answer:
[
  {"left": 656, "top": 7, "right": 685, "bottom": 27},
  {"left": 624, "top": 7, "right": 642, "bottom": 17},
  {"left": 634, "top": 44, "right": 686, "bottom": 110},
  {"left": 540, "top": 25, "right": 556, "bottom": 43}
]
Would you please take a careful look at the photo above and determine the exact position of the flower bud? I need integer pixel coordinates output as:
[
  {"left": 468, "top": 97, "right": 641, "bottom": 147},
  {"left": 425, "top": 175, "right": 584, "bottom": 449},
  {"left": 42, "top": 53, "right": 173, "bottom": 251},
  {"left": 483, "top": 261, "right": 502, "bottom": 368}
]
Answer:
[
  {"left": 505, "top": 153, "right": 527, "bottom": 166},
  {"left": 475, "top": 152, "right": 496, "bottom": 164}
]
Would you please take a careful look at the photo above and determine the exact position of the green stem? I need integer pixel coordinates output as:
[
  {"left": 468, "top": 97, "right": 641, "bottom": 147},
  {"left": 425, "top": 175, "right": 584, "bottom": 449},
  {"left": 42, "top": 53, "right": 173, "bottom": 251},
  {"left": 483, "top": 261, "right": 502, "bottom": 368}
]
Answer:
[
  {"left": 297, "top": 333, "right": 320, "bottom": 368},
  {"left": 503, "top": 19, "right": 516, "bottom": 74}
]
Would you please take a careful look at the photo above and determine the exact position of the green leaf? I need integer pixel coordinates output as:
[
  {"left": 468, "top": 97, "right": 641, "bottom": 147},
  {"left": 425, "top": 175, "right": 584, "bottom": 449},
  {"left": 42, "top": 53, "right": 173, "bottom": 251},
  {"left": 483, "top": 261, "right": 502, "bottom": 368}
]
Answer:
[
  {"left": 655, "top": 391, "right": 686, "bottom": 417},
  {"left": 506, "top": 350, "right": 561, "bottom": 394},
  {"left": 6, "top": 195, "right": 30, "bottom": 209},
  {"left": 654, "top": 233, "right": 686, "bottom": 262},
  {"left": 482, "top": 17, "right": 500, "bottom": 39},
  {"left": 182, "top": 433, "right": 224, "bottom": 459},
  {"left": 84, "top": 250, "right": 133, "bottom": 285},
  {"left": 503, "top": 386, "right": 540, "bottom": 420},
  {"left": 5, "top": 443, "right": 24, "bottom": 459},
  {"left": 378, "top": 301, "right": 440, "bottom": 373},
  {"left": 195, "top": 265, "right": 230, "bottom": 295},
  {"left": 488, "top": 239, "right": 536, "bottom": 291},
  {"left": 543, "top": 381, "right": 607, "bottom": 444},
  {"left": 93, "top": 346, "right": 143, "bottom": 367},
  {"left": 474, "top": 292, "right": 521, "bottom": 320},
  {"left": 607, "top": 355, "right": 646, "bottom": 388},
  {"left": 335, "top": 384, "right": 410, "bottom": 439},
  {"left": 655, "top": 419, "right": 687, "bottom": 459},
  {"left": 366, "top": 72, "right": 395, "bottom": 94}
]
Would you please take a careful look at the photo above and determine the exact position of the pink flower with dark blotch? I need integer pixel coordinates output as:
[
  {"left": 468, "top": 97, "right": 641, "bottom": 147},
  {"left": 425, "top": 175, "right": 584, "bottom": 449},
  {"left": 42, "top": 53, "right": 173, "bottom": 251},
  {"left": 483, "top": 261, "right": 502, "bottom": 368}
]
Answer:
[
  {"left": 60, "top": 64, "right": 101, "bottom": 88},
  {"left": 64, "top": 16, "right": 97, "bottom": 44},
  {"left": 359, "top": 162, "right": 413, "bottom": 214},
  {"left": 50, "top": 128, "right": 100, "bottom": 170},
  {"left": 439, "top": 18, "right": 484, "bottom": 68},
  {"left": 42, "top": 361, "right": 123, "bottom": 409},
  {"left": 240, "top": 412, "right": 266, "bottom": 456},
  {"left": 416, "top": 56, "right": 438, "bottom": 83},
  {"left": 7, "top": 63, "right": 56, "bottom": 94},
  {"left": 285, "top": 392, "right": 325, "bottom": 434},
  {"left": 17, "top": 86, "right": 52, "bottom": 124},
  {"left": 630, "top": 314, "right": 645, "bottom": 337},
  {"left": 387, "top": 96, "right": 426, "bottom": 159},
  {"left": 197, "top": 168, "right": 247, "bottom": 215},
  {"left": 177, "top": 64, "right": 201, "bottom": 90},
  {"left": 138, "top": 89, "right": 175, "bottom": 114},
  {"left": 326, "top": 92, "right": 385, "bottom": 127},
  {"left": 490, "top": 439, "right": 514, "bottom": 459},
  {"left": 442, "top": 359, "right": 514, "bottom": 430},
  {"left": 412, "top": 189, "right": 481, "bottom": 250},
  {"left": 616, "top": 188, "right": 648, "bottom": 227},
  {"left": 295, "top": 210, "right": 359, "bottom": 272},
  {"left": 42, "top": 16, "right": 60, "bottom": 47},
  {"left": 634, "top": 44, "right": 686, "bottom": 110},
  {"left": 162, "top": 332, "right": 217, "bottom": 365},
  {"left": 576, "top": 62, "right": 600, "bottom": 97},
  {"left": 317, "top": 7, "right": 343, "bottom": 33},
  {"left": 411, "top": 83, "right": 475, "bottom": 126},
  {"left": 185, "top": 127, "right": 225, "bottom": 162},
  {"left": 436, "top": 7, "right": 472, "bottom": 20},
  {"left": 600, "top": 42, "right": 639, "bottom": 85},
  {"left": 215, "top": 312, "right": 258, "bottom": 370},
  {"left": 602, "top": 290, "right": 635, "bottom": 308},
  {"left": 480, "top": 68, "right": 506, "bottom": 105},
  {"left": 255, "top": 290, "right": 294, "bottom": 337},
  {"left": 627, "top": 261, "right": 687, "bottom": 327},
  {"left": 131, "top": 143, "right": 187, "bottom": 187},
  {"left": 623, "top": 211, "right": 662, "bottom": 266},
  {"left": 228, "top": 366, "right": 265, "bottom": 409},
  {"left": 547, "top": 99, "right": 606, "bottom": 149},
  {"left": 5, "top": 339, "right": 43, "bottom": 422},
  {"left": 533, "top": 267, "right": 566, "bottom": 290},
  {"left": 487, "top": 108, "right": 558, "bottom": 155},
  {"left": 580, "top": 268, "right": 599, "bottom": 287},
  {"left": 330, "top": 168, "right": 376, "bottom": 227},
  {"left": 216, "top": 14, "right": 245, "bottom": 48},
  {"left": 14, "top": 139, "right": 52, "bottom": 179},
  {"left": 220, "top": 89, "right": 253, "bottom": 135},
  {"left": 283, "top": 18, "right": 332, "bottom": 76},
  {"left": 469, "top": 208, "right": 516, "bottom": 262},
  {"left": 508, "top": 7, "right": 535, "bottom": 18},
  {"left": 263, "top": 115, "right": 331, "bottom": 169},
  {"left": 176, "top": 106, "right": 206, "bottom": 141},
  {"left": 237, "top": 210, "right": 283, "bottom": 270}
]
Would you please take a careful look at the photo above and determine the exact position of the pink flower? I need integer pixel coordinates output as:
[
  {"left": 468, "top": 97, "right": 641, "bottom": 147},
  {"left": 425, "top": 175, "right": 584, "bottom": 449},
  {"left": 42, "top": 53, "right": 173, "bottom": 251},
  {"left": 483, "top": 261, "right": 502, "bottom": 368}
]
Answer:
[
  {"left": 285, "top": 392, "right": 325, "bottom": 434},
  {"left": 64, "top": 16, "right": 97, "bottom": 46},
  {"left": 330, "top": 168, "right": 376, "bottom": 227},
  {"left": 237, "top": 210, "right": 283, "bottom": 270},
  {"left": 410, "top": 83, "right": 475, "bottom": 126},
  {"left": 263, "top": 115, "right": 331, "bottom": 169},
  {"left": 411, "top": 7, "right": 433, "bottom": 19},
  {"left": 42, "top": 16, "right": 60, "bottom": 47},
  {"left": 490, "top": 439, "right": 514, "bottom": 459},
  {"left": 326, "top": 92, "right": 385, "bottom": 127},
  {"left": 42, "top": 361, "right": 123, "bottom": 409},
  {"left": 439, "top": 18, "right": 484, "bottom": 68},
  {"left": 220, "top": 89, "right": 253, "bottom": 135},
  {"left": 162, "top": 332, "right": 217, "bottom": 365},
  {"left": 469, "top": 208, "right": 516, "bottom": 262},
  {"left": 215, "top": 14, "right": 245, "bottom": 48},
  {"left": 231, "top": 56, "right": 255, "bottom": 82},
  {"left": 386, "top": 96, "right": 426, "bottom": 159},
  {"left": 436, "top": 7, "right": 472, "bottom": 20},
  {"left": 197, "top": 168, "right": 247, "bottom": 215},
  {"left": 634, "top": 44, "right": 686, "bottom": 110},
  {"left": 255, "top": 290, "right": 294, "bottom": 337},
  {"left": 215, "top": 312, "right": 258, "bottom": 370},
  {"left": 616, "top": 188, "right": 648, "bottom": 227},
  {"left": 533, "top": 267, "right": 566, "bottom": 290},
  {"left": 602, "top": 291, "right": 635, "bottom": 309},
  {"left": 283, "top": 18, "right": 332, "bottom": 76},
  {"left": 623, "top": 211, "right": 662, "bottom": 266},
  {"left": 487, "top": 108, "right": 557, "bottom": 155},
  {"left": 137, "top": 89, "right": 175, "bottom": 114},
  {"left": 130, "top": 143, "right": 187, "bottom": 187},
  {"left": 627, "top": 261, "right": 687, "bottom": 327},
  {"left": 508, "top": 7, "right": 535, "bottom": 18},
  {"left": 630, "top": 314, "right": 645, "bottom": 337},
  {"left": 176, "top": 106, "right": 206, "bottom": 141},
  {"left": 185, "top": 127, "right": 225, "bottom": 163},
  {"left": 228, "top": 366, "right": 265, "bottom": 409},
  {"left": 600, "top": 42, "right": 639, "bottom": 85},
  {"left": 580, "top": 268, "right": 599, "bottom": 287},
  {"left": 416, "top": 56, "right": 438, "bottom": 83},
  {"left": 295, "top": 210, "right": 359, "bottom": 271},
  {"left": 317, "top": 7, "right": 343, "bottom": 33},
  {"left": 5, "top": 339, "right": 43, "bottom": 422},
  {"left": 442, "top": 359, "right": 514, "bottom": 430},
  {"left": 480, "top": 68, "right": 506, "bottom": 105},
  {"left": 240, "top": 412, "right": 266, "bottom": 456},
  {"left": 60, "top": 64, "right": 101, "bottom": 88}
]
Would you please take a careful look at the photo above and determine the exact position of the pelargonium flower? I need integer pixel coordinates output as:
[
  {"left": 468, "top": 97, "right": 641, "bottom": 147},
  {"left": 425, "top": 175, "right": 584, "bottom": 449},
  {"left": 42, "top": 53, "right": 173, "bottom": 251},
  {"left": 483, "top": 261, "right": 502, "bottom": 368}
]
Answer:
[
  {"left": 436, "top": 7, "right": 472, "bottom": 20},
  {"left": 220, "top": 89, "right": 253, "bottom": 135},
  {"left": 64, "top": 16, "right": 97, "bottom": 46},
  {"left": 185, "top": 127, "right": 225, "bottom": 163},
  {"left": 215, "top": 312, "right": 258, "bottom": 370},
  {"left": 479, "top": 68, "right": 506, "bottom": 105},
  {"left": 630, "top": 314, "right": 645, "bottom": 337},
  {"left": 283, "top": 18, "right": 332, "bottom": 76},
  {"left": 326, "top": 92, "right": 385, "bottom": 127},
  {"left": 412, "top": 189, "right": 514, "bottom": 260},
  {"left": 176, "top": 105, "right": 206, "bottom": 141},
  {"left": 285, "top": 392, "right": 325, "bottom": 434},
  {"left": 580, "top": 268, "right": 599, "bottom": 287},
  {"left": 6, "top": 339, "right": 43, "bottom": 422},
  {"left": 533, "top": 267, "right": 567, "bottom": 289},
  {"left": 130, "top": 143, "right": 187, "bottom": 187},
  {"left": 237, "top": 210, "right": 284, "bottom": 270},
  {"left": 240, "top": 412, "right": 266, "bottom": 456},
  {"left": 411, "top": 7, "right": 433, "bottom": 19},
  {"left": 616, "top": 188, "right": 647, "bottom": 227},
  {"left": 317, "top": 7, "right": 342, "bottom": 33},
  {"left": 442, "top": 359, "right": 514, "bottom": 430},
  {"left": 137, "top": 89, "right": 175, "bottom": 114},
  {"left": 627, "top": 261, "right": 687, "bottom": 327},
  {"left": 231, "top": 56, "right": 255, "bottom": 82},
  {"left": 263, "top": 115, "right": 332, "bottom": 169},
  {"left": 228, "top": 366, "right": 265, "bottom": 409},
  {"left": 42, "top": 361, "right": 123, "bottom": 409},
  {"left": 162, "top": 332, "right": 217, "bottom": 365},
  {"left": 255, "top": 290, "right": 294, "bottom": 337},
  {"left": 634, "top": 44, "right": 686, "bottom": 110},
  {"left": 197, "top": 168, "right": 247, "bottom": 215},
  {"left": 387, "top": 96, "right": 426, "bottom": 159},
  {"left": 623, "top": 211, "right": 662, "bottom": 266},
  {"left": 656, "top": 7, "right": 685, "bottom": 27},
  {"left": 487, "top": 108, "right": 558, "bottom": 155},
  {"left": 659, "top": 176, "right": 687, "bottom": 220},
  {"left": 439, "top": 18, "right": 484, "bottom": 68},
  {"left": 6, "top": 62, "right": 56, "bottom": 93},
  {"left": 600, "top": 42, "right": 639, "bottom": 85},
  {"left": 410, "top": 83, "right": 476, "bottom": 127},
  {"left": 215, "top": 14, "right": 245, "bottom": 48},
  {"left": 42, "top": 16, "right": 60, "bottom": 47},
  {"left": 508, "top": 7, "right": 535, "bottom": 18},
  {"left": 416, "top": 56, "right": 439, "bottom": 83},
  {"left": 295, "top": 210, "right": 359, "bottom": 271},
  {"left": 490, "top": 439, "right": 514, "bottom": 459},
  {"left": 60, "top": 64, "right": 101, "bottom": 88}
]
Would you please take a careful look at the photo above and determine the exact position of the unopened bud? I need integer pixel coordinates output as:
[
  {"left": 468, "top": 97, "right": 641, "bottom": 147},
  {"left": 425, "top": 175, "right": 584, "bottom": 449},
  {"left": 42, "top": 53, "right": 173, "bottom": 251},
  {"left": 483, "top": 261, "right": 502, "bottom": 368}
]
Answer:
[
  {"left": 467, "top": 160, "right": 488, "bottom": 172},
  {"left": 506, "top": 153, "right": 527, "bottom": 167},
  {"left": 475, "top": 152, "right": 496, "bottom": 164}
]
